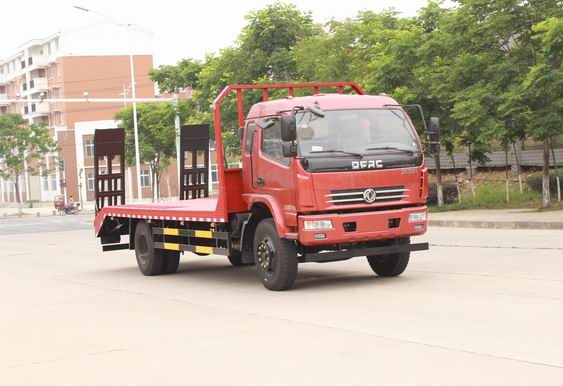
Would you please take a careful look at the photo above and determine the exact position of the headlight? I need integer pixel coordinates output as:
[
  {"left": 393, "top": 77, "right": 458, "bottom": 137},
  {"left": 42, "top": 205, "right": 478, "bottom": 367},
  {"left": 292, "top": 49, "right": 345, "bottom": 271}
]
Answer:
[
  {"left": 408, "top": 212, "right": 427, "bottom": 223},
  {"left": 303, "top": 220, "right": 333, "bottom": 230}
]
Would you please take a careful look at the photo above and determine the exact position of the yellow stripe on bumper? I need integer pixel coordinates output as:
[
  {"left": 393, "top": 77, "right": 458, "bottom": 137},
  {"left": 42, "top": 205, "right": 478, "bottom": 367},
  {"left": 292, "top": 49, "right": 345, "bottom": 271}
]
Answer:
[
  {"left": 162, "top": 228, "right": 179, "bottom": 236},
  {"left": 195, "top": 230, "right": 212, "bottom": 238},
  {"left": 163, "top": 242, "right": 180, "bottom": 251},
  {"left": 195, "top": 245, "right": 213, "bottom": 254}
]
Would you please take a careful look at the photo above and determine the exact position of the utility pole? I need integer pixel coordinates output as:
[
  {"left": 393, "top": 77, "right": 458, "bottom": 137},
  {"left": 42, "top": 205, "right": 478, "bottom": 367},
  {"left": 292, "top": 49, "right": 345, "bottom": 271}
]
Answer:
[
  {"left": 174, "top": 94, "right": 181, "bottom": 199},
  {"left": 73, "top": 5, "right": 150, "bottom": 202}
]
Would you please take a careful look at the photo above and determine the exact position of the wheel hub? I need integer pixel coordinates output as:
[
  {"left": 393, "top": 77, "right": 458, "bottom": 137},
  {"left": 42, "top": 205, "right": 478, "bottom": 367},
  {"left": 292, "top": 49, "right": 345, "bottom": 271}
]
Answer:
[{"left": 257, "top": 239, "right": 275, "bottom": 271}]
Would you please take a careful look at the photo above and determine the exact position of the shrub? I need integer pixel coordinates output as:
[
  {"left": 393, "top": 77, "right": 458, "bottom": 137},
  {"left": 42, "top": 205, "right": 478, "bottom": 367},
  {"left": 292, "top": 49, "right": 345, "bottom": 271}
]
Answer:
[
  {"left": 427, "top": 182, "right": 459, "bottom": 206},
  {"left": 526, "top": 169, "right": 563, "bottom": 195}
]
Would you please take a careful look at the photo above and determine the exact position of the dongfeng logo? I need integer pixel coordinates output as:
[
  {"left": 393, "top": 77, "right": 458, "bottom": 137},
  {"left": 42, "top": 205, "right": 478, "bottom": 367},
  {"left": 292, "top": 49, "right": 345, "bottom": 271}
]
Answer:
[
  {"left": 363, "top": 188, "right": 377, "bottom": 203},
  {"left": 352, "top": 160, "right": 383, "bottom": 170}
]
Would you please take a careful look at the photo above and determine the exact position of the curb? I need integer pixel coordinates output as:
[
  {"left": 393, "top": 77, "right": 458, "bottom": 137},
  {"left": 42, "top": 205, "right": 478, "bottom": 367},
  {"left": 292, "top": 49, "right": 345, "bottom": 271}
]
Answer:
[{"left": 429, "top": 219, "right": 563, "bottom": 230}]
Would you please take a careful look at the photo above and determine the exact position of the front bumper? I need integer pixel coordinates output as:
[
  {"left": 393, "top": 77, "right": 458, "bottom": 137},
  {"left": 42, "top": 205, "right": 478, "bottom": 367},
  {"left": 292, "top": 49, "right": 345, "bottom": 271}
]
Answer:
[{"left": 298, "top": 206, "right": 427, "bottom": 246}]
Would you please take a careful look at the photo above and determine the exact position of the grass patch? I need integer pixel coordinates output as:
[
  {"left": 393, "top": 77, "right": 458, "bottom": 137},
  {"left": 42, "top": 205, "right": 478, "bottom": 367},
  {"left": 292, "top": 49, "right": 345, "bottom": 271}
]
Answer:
[{"left": 428, "top": 181, "right": 563, "bottom": 212}]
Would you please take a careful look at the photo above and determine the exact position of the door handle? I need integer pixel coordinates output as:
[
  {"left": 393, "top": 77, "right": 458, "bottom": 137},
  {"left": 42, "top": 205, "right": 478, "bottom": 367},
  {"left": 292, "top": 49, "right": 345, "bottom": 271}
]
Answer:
[{"left": 256, "top": 177, "right": 265, "bottom": 186}]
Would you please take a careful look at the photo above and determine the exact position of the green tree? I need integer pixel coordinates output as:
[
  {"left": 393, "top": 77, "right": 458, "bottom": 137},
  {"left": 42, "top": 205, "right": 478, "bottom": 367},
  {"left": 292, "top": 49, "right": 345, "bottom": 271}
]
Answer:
[
  {"left": 149, "top": 2, "right": 319, "bottom": 159},
  {"left": 115, "top": 102, "right": 190, "bottom": 200},
  {"left": 149, "top": 58, "right": 203, "bottom": 94},
  {"left": 521, "top": 16, "right": 563, "bottom": 207},
  {"left": 0, "top": 114, "right": 58, "bottom": 214}
]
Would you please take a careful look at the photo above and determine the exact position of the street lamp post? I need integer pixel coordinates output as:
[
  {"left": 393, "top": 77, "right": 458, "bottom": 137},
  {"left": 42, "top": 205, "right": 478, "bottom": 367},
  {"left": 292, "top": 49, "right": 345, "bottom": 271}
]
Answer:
[{"left": 73, "top": 6, "right": 146, "bottom": 202}]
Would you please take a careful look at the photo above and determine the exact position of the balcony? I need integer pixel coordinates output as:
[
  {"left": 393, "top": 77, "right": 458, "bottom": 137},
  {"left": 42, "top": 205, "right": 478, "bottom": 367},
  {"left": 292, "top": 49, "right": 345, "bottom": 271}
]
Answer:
[
  {"left": 26, "top": 56, "right": 49, "bottom": 71},
  {"left": 26, "top": 102, "right": 49, "bottom": 117},
  {"left": 29, "top": 77, "right": 48, "bottom": 91}
]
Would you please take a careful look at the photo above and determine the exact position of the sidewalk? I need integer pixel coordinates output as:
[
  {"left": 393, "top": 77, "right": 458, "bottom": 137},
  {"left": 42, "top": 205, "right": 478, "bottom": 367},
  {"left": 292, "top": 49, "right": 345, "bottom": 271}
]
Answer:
[
  {"left": 0, "top": 204, "right": 95, "bottom": 218},
  {"left": 429, "top": 208, "right": 563, "bottom": 230}
]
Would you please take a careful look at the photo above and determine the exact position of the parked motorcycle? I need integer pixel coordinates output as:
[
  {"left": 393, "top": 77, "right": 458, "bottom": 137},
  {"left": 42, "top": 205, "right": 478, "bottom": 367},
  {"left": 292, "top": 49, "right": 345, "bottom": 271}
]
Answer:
[
  {"left": 53, "top": 195, "right": 81, "bottom": 215},
  {"left": 64, "top": 202, "right": 81, "bottom": 215}
]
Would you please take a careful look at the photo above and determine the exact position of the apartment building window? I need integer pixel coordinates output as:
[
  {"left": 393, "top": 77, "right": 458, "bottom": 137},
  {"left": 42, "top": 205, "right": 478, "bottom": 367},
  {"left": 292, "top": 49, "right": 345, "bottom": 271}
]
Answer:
[
  {"left": 42, "top": 174, "right": 57, "bottom": 191},
  {"left": 21, "top": 60, "right": 26, "bottom": 69},
  {"left": 211, "top": 164, "right": 218, "bottom": 183},
  {"left": 4, "top": 180, "right": 14, "bottom": 193},
  {"left": 47, "top": 65, "right": 51, "bottom": 78},
  {"left": 84, "top": 139, "right": 94, "bottom": 157},
  {"left": 28, "top": 57, "right": 33, "bottom": 65},
  {"left": 55, "top": 63, "right": 61, "bottom": 77},
  {"left": 86, "top": 173, "right": 95, "bottom": 191},
  {"left": 19, "top": 176, "right": 27, "bottom": 193},
  {"left": 52, "top": 111, "right": 65, "bottom": 126},
  {"left": 140, "top": 170, "right": 150, "bottom": 187}
]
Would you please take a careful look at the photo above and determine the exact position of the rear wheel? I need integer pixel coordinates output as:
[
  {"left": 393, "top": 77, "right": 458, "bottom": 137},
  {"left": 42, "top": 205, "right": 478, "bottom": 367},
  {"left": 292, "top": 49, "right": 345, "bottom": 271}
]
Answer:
[
  {"left": 367, "top": 237, "right": 410, "bottom": 277},
  {"left": 134, "top": 221, "right": 164, "bottom": 276},
  {"left": 162, "top": 250, "right": 180, "bottom": 274},
  {"left": 253, "top": 218, "right": 298, "bottom": 291}
]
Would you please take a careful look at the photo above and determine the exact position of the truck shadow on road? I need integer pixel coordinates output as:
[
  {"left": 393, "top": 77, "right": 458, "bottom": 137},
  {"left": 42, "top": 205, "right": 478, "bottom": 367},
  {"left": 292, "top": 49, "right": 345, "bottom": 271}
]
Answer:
[
  {"left": 96, "top": 259, "right": 414, "bottom": 291},
  {"left": 163, "top": 260, "right": 410, "bottom": 290}
]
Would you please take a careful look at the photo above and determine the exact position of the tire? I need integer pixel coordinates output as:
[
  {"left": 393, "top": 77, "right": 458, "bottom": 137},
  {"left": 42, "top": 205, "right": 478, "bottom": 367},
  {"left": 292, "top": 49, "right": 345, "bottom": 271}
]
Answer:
[
  {"left": 134, "top": 221, "right": 164, "bottom": 276},
  {"left": 367, "top": 237, "right": 410, "bottom": 277},
  {"left": 162, "top": 250, "right": 180, "bottom": 274},
  {"left": 253, "top": 218, "right": 298, "bottom": 291},
  {"left": 227, "top": 252, "right": 253, "bottom": 267}
]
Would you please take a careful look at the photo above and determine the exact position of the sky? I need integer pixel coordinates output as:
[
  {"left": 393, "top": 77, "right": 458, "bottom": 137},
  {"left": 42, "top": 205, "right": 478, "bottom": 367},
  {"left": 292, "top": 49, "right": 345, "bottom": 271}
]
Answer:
[{"left": 1, "top": 0, "right": 439, "bottom": 67}]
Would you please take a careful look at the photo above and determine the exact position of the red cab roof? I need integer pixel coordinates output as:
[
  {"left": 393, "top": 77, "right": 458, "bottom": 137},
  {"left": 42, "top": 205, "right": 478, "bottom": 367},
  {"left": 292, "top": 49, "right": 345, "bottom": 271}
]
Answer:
[{"left": 247, "top": 93, "right": 400, "bottom": 119}]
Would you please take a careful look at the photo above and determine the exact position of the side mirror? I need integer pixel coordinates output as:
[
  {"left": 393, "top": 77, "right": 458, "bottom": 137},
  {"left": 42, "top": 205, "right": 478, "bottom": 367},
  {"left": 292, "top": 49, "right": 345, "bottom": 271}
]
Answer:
[
  {"left": 282, "top": 142, "right": 298, "bottom": 157},
  {"left": 428, "top": 116, "right": 440, "bottom": 153},
  {"left": 280, "top": 115, "right": 297, "bottom": 142}
]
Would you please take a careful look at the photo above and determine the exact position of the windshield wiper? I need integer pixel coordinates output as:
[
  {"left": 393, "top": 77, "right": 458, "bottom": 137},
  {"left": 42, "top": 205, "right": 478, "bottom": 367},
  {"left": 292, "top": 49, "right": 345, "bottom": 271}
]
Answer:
[
  {"left": 364, "top": 146, "right": 420, "bottom": 155},
  {"left": 309, "top": 149, "right": 363, "bottom": 158}
]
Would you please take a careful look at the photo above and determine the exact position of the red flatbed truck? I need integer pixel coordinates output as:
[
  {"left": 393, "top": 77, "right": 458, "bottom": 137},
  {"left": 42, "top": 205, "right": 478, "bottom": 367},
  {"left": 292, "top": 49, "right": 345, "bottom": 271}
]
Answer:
[{"left": 93, "top": 82, "right": 430, "bottom": 291}]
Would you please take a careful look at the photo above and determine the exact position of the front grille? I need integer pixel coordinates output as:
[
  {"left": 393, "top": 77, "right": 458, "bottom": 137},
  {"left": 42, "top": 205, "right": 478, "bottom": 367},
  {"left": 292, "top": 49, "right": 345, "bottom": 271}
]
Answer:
[{"left": 326, "top": 185, "right": 408, "bottom": 205}]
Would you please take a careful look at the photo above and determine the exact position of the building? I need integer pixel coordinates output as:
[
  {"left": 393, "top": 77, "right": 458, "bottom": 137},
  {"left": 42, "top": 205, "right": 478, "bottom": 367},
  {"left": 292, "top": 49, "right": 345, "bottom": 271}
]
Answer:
[
  {"left": 0, "top": 24, "right": 159, "bottom": 204},
  {"left": 1, "top": 24, "right": 226, "bottom": 205}
]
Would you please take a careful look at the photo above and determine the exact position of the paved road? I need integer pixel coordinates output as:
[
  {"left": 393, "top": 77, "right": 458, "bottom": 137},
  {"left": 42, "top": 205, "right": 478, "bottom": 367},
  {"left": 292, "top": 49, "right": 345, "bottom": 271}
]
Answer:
[
  {"left": 0, "top": 224, "right": 562, "bottom": 385},
  {"left": 0, "top": 214, "right": 93, "bottom": 235}
]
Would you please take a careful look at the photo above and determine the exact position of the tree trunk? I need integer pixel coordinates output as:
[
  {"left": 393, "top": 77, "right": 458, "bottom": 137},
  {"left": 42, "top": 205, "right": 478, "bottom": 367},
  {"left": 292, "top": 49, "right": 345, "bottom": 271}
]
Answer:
[
  {"left": 434, "top": 153, "right": 444, "bottom": 207},
  {"left": 550, "top": 139, "right": 560, "bottom": 202},
  {"left": 542, "top": 139, "right": 550, "bottom": 209},
  {"left": 14, "top": 174, "right": 22, "bottom": 216},
  {"left": 505, "top": 146, "right": 510, "bottom": 203},
  {"left": 155, "top": 171, "right": 161, "bottom": 201},
  {"left": 512, "top": 141, "right": 523, "bottom": 194},
  {"left": 468, "top": 146, "right": 476, "bottom": 199}
]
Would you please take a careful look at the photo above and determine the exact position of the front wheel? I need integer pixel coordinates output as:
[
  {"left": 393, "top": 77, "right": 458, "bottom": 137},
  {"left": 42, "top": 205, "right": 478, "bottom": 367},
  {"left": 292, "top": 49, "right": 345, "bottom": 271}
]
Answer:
[
  {"left": 253, "top": 218, "right": 298, "bottom": 291},
  {"left": 367, "top": 237, "right": 410, "bottom": 277}
]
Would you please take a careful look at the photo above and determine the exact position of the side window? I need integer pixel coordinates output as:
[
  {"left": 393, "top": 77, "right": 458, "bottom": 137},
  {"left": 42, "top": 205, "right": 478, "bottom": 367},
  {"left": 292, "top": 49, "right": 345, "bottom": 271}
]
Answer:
[
  {"left": 244, "top": 123, "right": 255, "bottom": 155},
  {"left": 261, "top": 120, "right": 288, "bottom": 165}
]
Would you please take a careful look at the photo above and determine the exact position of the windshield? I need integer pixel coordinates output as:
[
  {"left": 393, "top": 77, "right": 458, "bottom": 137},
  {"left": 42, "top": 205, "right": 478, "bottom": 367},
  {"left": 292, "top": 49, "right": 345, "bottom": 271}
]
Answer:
[{"left": 296, "top": 109, "right": 421, "bottom": 157}]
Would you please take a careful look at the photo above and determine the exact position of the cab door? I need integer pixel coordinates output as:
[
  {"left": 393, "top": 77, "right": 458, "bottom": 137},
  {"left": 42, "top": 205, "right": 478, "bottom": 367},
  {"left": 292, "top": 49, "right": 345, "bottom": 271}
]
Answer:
[{"left": 252, "top": 119, "right": 297, "bottom": 228}]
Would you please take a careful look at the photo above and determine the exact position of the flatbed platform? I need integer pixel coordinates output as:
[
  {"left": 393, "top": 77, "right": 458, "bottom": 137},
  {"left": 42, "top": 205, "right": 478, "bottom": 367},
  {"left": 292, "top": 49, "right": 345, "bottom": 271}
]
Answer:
[{"left": 94, "top": 198, "right": 225, "bottom": 236}]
